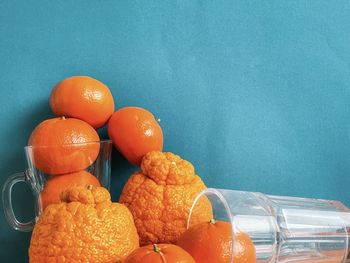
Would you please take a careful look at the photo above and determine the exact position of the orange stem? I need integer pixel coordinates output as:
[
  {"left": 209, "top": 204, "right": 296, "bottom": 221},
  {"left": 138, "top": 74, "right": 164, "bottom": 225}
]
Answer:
[{"left": 153, "top": 244, "right": 160, "bottom": 253}]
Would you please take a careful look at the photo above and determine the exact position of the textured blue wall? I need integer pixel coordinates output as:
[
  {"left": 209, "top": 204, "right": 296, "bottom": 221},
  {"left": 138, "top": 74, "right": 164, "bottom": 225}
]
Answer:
[{"left": 1, "top": 1, "right": 350, "bottom": 261}]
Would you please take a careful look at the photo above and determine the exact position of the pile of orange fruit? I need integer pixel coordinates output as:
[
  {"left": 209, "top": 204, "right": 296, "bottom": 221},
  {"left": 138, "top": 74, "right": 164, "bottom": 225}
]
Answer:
[
  {"left": 26, "top": 75, "right": 256, "bottom": 263},
  {"left": 29, "top": 76, "right": 164, "bottom": 209}
]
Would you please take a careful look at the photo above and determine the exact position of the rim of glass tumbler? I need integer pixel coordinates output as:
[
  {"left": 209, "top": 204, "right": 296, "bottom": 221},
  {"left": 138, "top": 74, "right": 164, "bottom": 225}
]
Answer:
[
  {"left": 187, "top": 188, "right": 236, "bottom": 263},
  {"left": 24, "top": 139, "right": 112, "bottom": 149}
]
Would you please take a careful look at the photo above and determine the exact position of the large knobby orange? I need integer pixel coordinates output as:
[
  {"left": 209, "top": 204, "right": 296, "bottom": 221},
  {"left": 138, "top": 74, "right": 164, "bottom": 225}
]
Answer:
[
  {"left": 50, "top": 76, "right": 115, "bottom": 129},
  {"left": 40, "top": 170, "right": 100, "bottom": 210},
  {"left": 119, "top": 151, "right": 213, "bottom": 245},
  {"left": 28, "top": 117, "right": 100, "bottom": 175},
  {"left": 123, "top": 244, "right": 195, "bottom": 263},
  {"left": 177, "top": 219, "right": 256, "bottom": 263},
  {"left": 29, "top": 186, "right": 139, "bottom": 263},
  {"left": 108, "top": 107, "right": 163, "bottom": 166}
]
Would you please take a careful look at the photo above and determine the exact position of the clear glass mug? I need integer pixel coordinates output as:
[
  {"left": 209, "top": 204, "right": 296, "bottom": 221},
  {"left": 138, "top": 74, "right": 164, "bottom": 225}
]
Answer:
[
  {"left": 188, "top": 188, "right": 350, "bottom": 263},
  {"left": 2, "top": 140, "right": 112, "bottom": 232}
]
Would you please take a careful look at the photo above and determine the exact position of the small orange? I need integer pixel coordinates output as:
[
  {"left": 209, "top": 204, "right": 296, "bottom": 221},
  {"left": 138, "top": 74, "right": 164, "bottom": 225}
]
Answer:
[
  {"left": 40, "top": 170, "right": 101, "bottom": 210},
  {"left": 50, "top": 76, "right": 115, "bottom": 129},
  {"left": 28, "top": 117, "right": 100, "bottom": 175},
  {"left": 123, "top": 244, "right": 195, "bottom": 263},
  {"left": 177, "top": 219, "right": 256, "bottom": 263},
  {"left": 108, "top": 107, "right": 163, "bottom": 166}
]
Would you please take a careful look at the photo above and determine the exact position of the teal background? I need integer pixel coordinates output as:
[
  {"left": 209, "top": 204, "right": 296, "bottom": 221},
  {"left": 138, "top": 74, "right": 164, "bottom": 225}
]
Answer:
[{"left": 1, "top": 0, "right": 350, "bottom": 261}]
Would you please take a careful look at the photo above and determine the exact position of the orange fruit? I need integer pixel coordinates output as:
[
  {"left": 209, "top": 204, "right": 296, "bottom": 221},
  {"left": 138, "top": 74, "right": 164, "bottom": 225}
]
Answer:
[
  {"left": 28, "top": 117, "right": 100, "bottom": 175},
  {"left": 108, "top": 107, "right": 163, "bottom": 166},
  {"left": 50, "top": 76, "right": 114, "bottom": 129},
  {"left": 40, "top": 170, "right": 101, "bottom": 210},
  {"left": 177, "top": 219, "right": 256, "bottom": 263},
  {"left": 124, "top": 244, "right": 195, "bottom": 263},
  {"left": 119, "top": 151, "right": 213, "bottom": 245},
  {"left": 29, "top": 186, "right": 139, "bottom": 263}
]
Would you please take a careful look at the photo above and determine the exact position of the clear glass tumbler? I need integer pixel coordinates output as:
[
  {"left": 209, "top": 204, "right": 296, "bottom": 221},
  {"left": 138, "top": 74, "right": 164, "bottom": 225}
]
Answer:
[
  {"left": 188, "top": 188, "right": 350, "bottom": 263},
  {"left": 2, "top": 140, "right": 112, "bottom": 232}
]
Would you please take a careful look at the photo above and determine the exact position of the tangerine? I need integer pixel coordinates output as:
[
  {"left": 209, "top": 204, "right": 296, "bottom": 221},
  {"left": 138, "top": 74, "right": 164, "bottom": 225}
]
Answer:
[
  {"left": 177, "top": 219, "right": 256, "bottom": 263},
  {"left": 28, "top": 117, "right": 100, "bottom": 175},
  {"left": 124, "top": 244, "right": 195, "bottom": 263},
  {"left": 50, "top": 76, "right": 114, "bottom": 129},
  {"left": 40, "top": 170, "right": 100, "bottom": 210},
  {"left": 108, "top": 107, "right": 163, "bottom": 166}
]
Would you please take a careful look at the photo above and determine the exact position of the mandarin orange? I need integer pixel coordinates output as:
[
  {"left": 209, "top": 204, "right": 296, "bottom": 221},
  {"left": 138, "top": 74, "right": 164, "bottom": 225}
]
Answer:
[
  {"left": 28, "top": 117, "right": 100, "bottom": 174},
  {"left": 123, "top": 244, "right": 195, "bottom": 263},
  {"left": 40, "top": 170, "right": 100, "bottom": 210},
  {"left": 177, "top": 219, "right": 256, "bottom": 263},
  {"left": 50, "top": 76, "right": 114, "bottom": 129},
  {"left": 108, "top": 107, "right": 163, "bottom": 166}
]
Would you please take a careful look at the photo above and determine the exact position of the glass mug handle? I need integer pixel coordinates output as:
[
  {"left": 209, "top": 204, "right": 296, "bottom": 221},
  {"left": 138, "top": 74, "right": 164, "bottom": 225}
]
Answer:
[{"left": 2, "top": 170, "right": 39, "bottom": 232}]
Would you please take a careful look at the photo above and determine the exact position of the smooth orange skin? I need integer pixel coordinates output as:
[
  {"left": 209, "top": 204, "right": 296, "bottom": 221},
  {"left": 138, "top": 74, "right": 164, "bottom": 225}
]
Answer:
[
  {"left": 28, "top": 117, "right": 100, "bottom": 175},
  {"left": 40, "top": 170, "right": 101, "bottom": 210},
  {"left": 123, "top": 244, "right": 195, "bottom": 263},
  {"left": 177, "top": 220, "right": 256, "bottom": 263},
  {"left": 119, "top": 151, "right": 213, "bottom": 245},
  {"left": 108, "top": 107, "right": 163, "bottom": 166},
  {"left": 29, "top": 186, "right": 139, "bottom": 263},
  {"left": 50, "top": 76, "right": 115, "bottom": 129}
]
